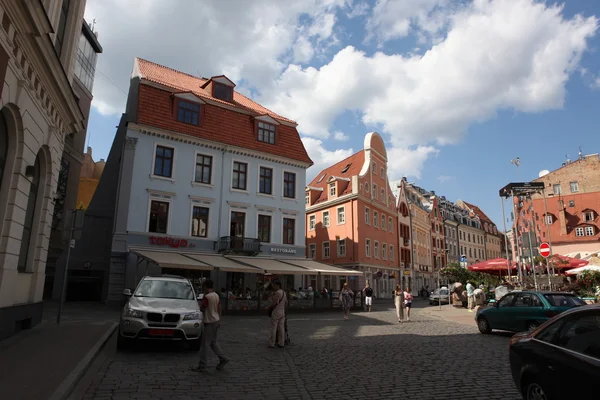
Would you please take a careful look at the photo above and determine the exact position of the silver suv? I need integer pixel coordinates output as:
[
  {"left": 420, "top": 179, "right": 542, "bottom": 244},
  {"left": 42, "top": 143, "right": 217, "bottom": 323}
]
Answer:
[{"left": 118, "top": 274, "right": 203, "bottom": 350}]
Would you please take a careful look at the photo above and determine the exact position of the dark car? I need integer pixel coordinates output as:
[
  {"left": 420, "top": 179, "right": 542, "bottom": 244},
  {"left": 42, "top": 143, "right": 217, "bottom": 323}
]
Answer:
[
  {"left": 476, "top": 291, "right": 585, "bottom": 334},
  {"left": 509, "top": 304, "right": 600, "bottom": 399}
]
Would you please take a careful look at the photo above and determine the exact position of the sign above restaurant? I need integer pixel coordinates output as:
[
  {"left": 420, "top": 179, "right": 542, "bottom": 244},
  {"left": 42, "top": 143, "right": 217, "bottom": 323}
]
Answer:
[
  {"left": 149, "top": 236, "right": 196, "bottom": 249},
  {"left": 498, "top": 182, "right": 545, "bottom": 198},
  {"left": 270, "top": 247, "right": 297, "bottom": 254}
]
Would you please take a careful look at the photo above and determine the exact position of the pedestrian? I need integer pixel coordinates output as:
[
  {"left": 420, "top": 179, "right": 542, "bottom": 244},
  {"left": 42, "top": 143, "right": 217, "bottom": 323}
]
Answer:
[
  {"left": 362, "top": 282, "right": 373, "bottom": 312},
  {"left": 268, "top": 280, "right": 287, "bottom": 348},
  {"left": 403, "top": 287, "right": 413, "bottom": 322},
  {"left": 191, "top": 279, "right": 229, "bottom": 372},
  {"left": 394, "top": 284, "right": 404, "bottom": 323},
  {"left": 466, "top": 280, "right": 475, "bottom": 312},
  {"left": 339, "top": 283, "right": 354, "bottom": 320}
]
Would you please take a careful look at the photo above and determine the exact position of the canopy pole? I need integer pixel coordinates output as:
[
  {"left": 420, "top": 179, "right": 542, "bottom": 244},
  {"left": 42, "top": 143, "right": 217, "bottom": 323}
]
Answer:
[{"left": 500, "top": 196, "right": 511, "bottom": 280}]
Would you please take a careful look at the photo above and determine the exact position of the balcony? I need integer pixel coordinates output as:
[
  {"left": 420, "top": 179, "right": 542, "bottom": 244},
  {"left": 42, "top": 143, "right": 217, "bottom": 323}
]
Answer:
[
  {"left": 403, "top": 238, "right": 410, "bottom": 247},
  {"left": 216, "top": 236, "right": 261, "bottom": 255}
]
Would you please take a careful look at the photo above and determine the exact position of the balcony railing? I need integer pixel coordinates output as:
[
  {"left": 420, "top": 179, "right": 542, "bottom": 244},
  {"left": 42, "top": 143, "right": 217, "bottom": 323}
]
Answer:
[
  {"left": 403, "top": 238, "right": 410, "bottom": 247},
  {"left": 217, "top": 236, "right": 261, "bottom": 255}
]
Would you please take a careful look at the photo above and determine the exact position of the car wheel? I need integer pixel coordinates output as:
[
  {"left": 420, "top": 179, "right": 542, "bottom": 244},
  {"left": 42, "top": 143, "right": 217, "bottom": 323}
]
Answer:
[
  {"left": 527, "top": 321, "right": 540, "bottom": 331},
  {"left": 189, "top": 338, "right": 201, "bottom": 351},
  {"left": 477, "top": 316, "right": 492, "bottom": 334},
  {"left": 525, "top": 381, "right": 549, "bottom": 400}
]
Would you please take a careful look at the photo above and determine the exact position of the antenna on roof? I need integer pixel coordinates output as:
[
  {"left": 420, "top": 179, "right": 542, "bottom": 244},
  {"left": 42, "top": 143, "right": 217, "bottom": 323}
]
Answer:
[
  {"left": 579, "top": 146, "right": 583, "bottom": 159},
  {"left": 91, "top": 18, "right": 96, "bottom": 32}
]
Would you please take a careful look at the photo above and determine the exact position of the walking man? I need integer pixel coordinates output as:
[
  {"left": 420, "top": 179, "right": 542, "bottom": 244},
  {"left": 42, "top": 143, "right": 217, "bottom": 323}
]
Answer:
[
  {"left": 466, "top": 280, "right": 475, "bottom": 312},
  {"left": 362, "top": 282, "right": 374, "bottom": 312},
  {"left": 192, "top": 279, "right": 229, "bottom": 372}
]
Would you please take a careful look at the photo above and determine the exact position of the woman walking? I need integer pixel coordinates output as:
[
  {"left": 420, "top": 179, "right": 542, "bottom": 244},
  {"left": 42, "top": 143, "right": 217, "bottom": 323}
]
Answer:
[
  {"left": 403, "top": 287, "right": 413, "bottom": 322},
  {"left": 339, "top": 283, "right": 354, "bottom": 320},
  {"left": 394, "top": 285, "right": 404, "bottom": 323},
  {"left": 268, "top": 280, "right": 287, "bottom": 348}
]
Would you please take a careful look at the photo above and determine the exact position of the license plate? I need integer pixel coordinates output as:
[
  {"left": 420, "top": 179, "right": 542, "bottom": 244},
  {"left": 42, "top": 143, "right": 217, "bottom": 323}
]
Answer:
[{"left": 148, "top": 329, "right": 174, "bottom": 336}]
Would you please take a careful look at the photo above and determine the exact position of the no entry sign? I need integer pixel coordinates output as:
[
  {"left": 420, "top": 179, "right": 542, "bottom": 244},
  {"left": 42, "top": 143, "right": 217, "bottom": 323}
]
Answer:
[{"left": 539, "top": 242, "right": 551, "bottom": 258}]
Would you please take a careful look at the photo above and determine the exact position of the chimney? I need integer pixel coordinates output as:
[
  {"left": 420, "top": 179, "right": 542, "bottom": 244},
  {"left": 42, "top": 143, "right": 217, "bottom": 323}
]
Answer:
[
  {"left": 402, "top": 176, "right": 407, "bottom": 182},
  {"left": 86, "top": 146, "right": 92, "bottom": 155},
  {"left": 557, "top": 200, "right": 567, "bottom": 235}
]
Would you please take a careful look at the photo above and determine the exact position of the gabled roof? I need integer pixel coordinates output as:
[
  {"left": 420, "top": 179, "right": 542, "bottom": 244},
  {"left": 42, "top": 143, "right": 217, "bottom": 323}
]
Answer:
[
  {"left": 461, "top": 201, "right": 495, "bottom": 226},
  {"left": 307, "top": 151, "right": 365, "bottom": 204},
  {"left": 135, "top": 58, "right": 296, "bottom": 124}
]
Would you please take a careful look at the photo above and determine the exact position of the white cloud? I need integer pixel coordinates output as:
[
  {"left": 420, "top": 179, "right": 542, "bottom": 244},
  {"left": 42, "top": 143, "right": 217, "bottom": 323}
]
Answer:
[
  {"left": 387, "top": 146, "right": 439, "bottom": 180},
  {"left": 438, "top": 175, "right": 456, "bottom": 183},
  {"left": 333, "top": 131, "right": 349, "bottom": 141},
  {"left": 292, "top": 36, "right": 315, "bottom": 64},
  {"left": 302, "top": 138, "right": 354, "bottom": 182}
]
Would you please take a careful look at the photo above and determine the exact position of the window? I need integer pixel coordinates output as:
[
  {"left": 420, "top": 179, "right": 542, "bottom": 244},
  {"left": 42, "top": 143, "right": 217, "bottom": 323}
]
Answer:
[
  {"left": 535, "top": 320, "right": 563, "bottom": 343},
  {"left": 74, "top": 32, "right": 98, "bottom": 92},
  {"left": 309, "top": 243, "right": 316, "bottom": 259},
  {"left": 154, "top": 145, "right": 174, "bottom": 178},
  {"left": 570, "top": 181, "right": 579, "bottom": 193},
  {"left": 283, "top": 218, "right": 295, "bottom": 245},
  {"left": 317, "top": 174, "right": 326, "bottom": 183},
  {"left": 553, "top": 184, "right": 561, "bottom": 195},
  {"left": 390, "top": 245, "right": 394, "bottom": 261},
  {"left": 497, "top": 293, "right": 516, "bottom": 308},
  {"left": 381, "top": 188, "right": 385, "bottom": 200},
  {"left": 372, "top": 162, "right": 377, "bottom": 173},
  {"left": 388, "top": 217, "right": 393, "bottom": 232},
  {"left": 365, "top": 239, "right": 371, "bottom": 257},
  {"left": 373, "top": 184, "right": 378, "bottom": 199},
  {"left": 305, "top": 194, "right": 310, "bottom": 205},
  {"left": 191, "top": 206, "right": 209, "bottom": 237},
  {"left": 380, "top": 167, "right": 384, "bottom": 176},
  {"left": 543, "top": 294, "right": 586, "bottom": 307},
  {"left": 575, "top": 227, "right": 584, "bottom": 237},
  {"left": 337, "top": 239, "right": 346, "bottom": 257},
  {"left": 329, "top": 183, "right": 336, "bottom": 196},
  {"left": 585, "top": 226, "right": 595, "bottom": 236},
  {"left": 584, "top": 211, "right": 595, "bottom": 222},
  {"left": 337, "top": 207, "right": 346, "bottom": 224},
  {"left": 365, "top": 207, "right": 370, "bottom": 224},
  {"left": 382, "top": 243, "right": 387, "bottom": 259},
  {"left": 569, "top": 200, "right": 575, "bottom": 207},
  {"left": 54, "top": 0, "right": 70, "bottom": 56},
  {"left": 555, "top": 312, "right": 600, "bottom": 358},
  {"left": 381, "top": 214, "right": 386, "bottom": 231},
  {"left": 258, "top": 215, "right": 271, "bottom": 242},
  {"left": 213, "top": 83, "right": 232, "bottom": 101},
  {"left": 365, "top": 182, "right": 369, "bottom": 193},
  {"left": 309, "top": 215, "right": 316, "bottom": 230},
  {"left": 257, "top": 121, "right": 276, "bottom": 144},
  {"left": 194, "top": 154, "right": 212, "bottom": 184},
  {"left": 323, "top": 241, "right": 330, "bottom": 258},
  {"left": 545, "top": 215, "right": 553, "bottom": 225},
  {"left": 177, "top": 100, "right": 200, "bottom": 125},
  {"left": 259, "top": 167, "right": 273, "bottom": 194},
  {"left": 514, "top": 293, "right": 542, "bottom": 307},
  {"left": 17, "top": 155, "right": 40, "bottom": 272},
  {"left": 374, "top": 241, "right": 379, "bottom": 258},
  {"left": 283, "top": 172, "right": 296, "bottom": 198},
  {"left": 323, "top": 211, "right": 330, "bottom": 227},
  {"left": 373, "top": 211, "right": 378, "bottom": 227},
  {"left": 232, "top": 161, "right": 247, "bottom": 190},
  {"left": 341, "top": 164, "right": 351, "bottom": 173},
  {"left": 148, "top": 200, "right": 169, "bottom": 233}
]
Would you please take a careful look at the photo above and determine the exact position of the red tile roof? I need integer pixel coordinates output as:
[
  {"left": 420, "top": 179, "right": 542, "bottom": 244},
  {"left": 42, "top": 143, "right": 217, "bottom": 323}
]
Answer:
[
  {"left": 134, "top": 58, "right": 312, "bottom": 165},
  {"left": 307, "top": 151, "right": 365, "bottom": 204},
  {"left": 462, "top": 201, "right": 495, "bottom": 226}
]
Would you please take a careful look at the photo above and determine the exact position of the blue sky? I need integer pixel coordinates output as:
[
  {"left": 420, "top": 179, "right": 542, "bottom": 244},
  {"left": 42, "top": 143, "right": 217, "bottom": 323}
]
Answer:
[{"left": 84, "top": 0, "right": 600, "bottom": 229}]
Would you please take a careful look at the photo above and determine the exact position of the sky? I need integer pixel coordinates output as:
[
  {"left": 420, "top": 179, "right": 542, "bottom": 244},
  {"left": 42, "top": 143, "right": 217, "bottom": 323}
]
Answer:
[{"left": 83, "top": 0, "right": 600, "bottom": 229}]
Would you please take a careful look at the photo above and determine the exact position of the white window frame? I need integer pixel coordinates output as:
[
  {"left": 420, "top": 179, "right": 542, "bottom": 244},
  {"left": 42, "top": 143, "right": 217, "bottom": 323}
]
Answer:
[
  {"left": 374, "top": 241, "right": 379, "bottom": 259},
  {"left": 322, "top": 210, "right": 330, "bottom": 227},
  {"left": 365, "top": 238, "right": 371, "bottom": 257},
  {"left": 231, "top": 158, "right": 249, "bottom": 192},
  {"left": 305, "top": 194, "right": 310, "bottom": 205},
  {"left": 382, "top": 243, "right": 387, "bottom": 260},
  {"left": 147, "top": 194, "right": 173, "bottom": 234},
  {"left": 390, "top": 245, "right": 394, "bottom": 261},
  {"left": 585, "top": 226, "right": 595, "bottom": 236},
  {"left": 309, "top": 243, "right": 316, "bottom": 259},
  {"left": 282, "top": 169, "right": 297, "bottom": 199},
  {"left": 372, "top": 162, "right": 377, "bottom": 174},
  {"left": 584, "top": 211, "right": 595, "bottom": 222},
  {"left": 337, "top": 206, "right": 346, "bottom": 225},
  {"left": 365, "top": 207, "right": 370, "bottom": 224},
  {"left": 381, "top": 214, "right": 386, "bottom": 231},
  {"left": 329, "top": 182, "right": 336, "bottom": 197},
  {"left": 257, "top": 164, "right": 275, "bottom": 197},
  {"left": 337, "top": 239, "right": 346, "bottom": 257},
  {"left": 380, "top": 167, "right": 384, "bottom": 177},
  {"left": 373, "top": 211, "right": 378, "bottom": 228},
  {"left": 151, "top": 141, "right": 176, "bottom": 181},
  {"left": 257, "top": 212, "right": 273, "bottom": 243},
  {"left": 388, "top": 217, "right": 393, "bottom": 232},
  {"left": 373, "top": 184, "right": 378, "bottom": 199},
  {"left": 570, "top": 181, "right": 579, "bottom": 193},
  {"left": 281, "top": 215, "right": 297, "bottom": 245},
  {"left": 309, "top": 214, "right": 316, "bottom": 231},
  {"left": 365, "top": 182, "right": 370, "bottom": 194},
  {"left": 553, "top": 184, "right": 561, "bottom": 195},
  {"left": 545, "top": 215, "right": 553, "bottom": 225},
  {"left": 228, "top": 207, "right": 248, "bottom": 238},
  {"left": 575, "top": 227, "right": 584, "bottom": 237},
  {"left": 381, "top": 188, "right": 385, "bottom": 200},
  {"left": 189, "top": 201, "right": 212, "bottom": 238},
  {"left": 322, "top": 241, "right": 331, "bottom": 259},
  {"left": 192, "top": 150, "right": 214, "bottom": 187}
]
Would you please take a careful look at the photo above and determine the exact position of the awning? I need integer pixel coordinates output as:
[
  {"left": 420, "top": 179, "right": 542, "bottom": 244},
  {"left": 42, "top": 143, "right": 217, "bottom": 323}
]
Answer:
[
  {"left": 131, "top": 249, "right": 213, "bottom": 271},
  {"left": 185, "top": 254, "right": 263, "bottom": 273},
  {"left": 280, "top": 259, "right": 363, "bottom": 276},
  {"left": 227, "top": 256, "right": 310, "bottom": 274}
]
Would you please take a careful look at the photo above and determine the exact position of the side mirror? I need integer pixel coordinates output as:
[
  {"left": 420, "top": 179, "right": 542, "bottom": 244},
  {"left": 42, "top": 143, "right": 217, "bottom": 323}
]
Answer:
[{"left": 123, "top": 288, "right": 133, "bottom": 297}]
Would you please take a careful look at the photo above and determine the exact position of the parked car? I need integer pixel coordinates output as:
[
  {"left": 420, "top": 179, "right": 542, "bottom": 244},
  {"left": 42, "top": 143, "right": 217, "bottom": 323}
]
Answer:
[
  {"left": 509, "top": 304, "right": 600, "bottom": 399},
  {"left": 476, "top": 291, "right": 585, "bottom": 334},
  {"left": 118, "top": 274, "right": 203, "bottom": 350},
  {"left": 429, "top": 288, "right": 450, "bottom": 305}
]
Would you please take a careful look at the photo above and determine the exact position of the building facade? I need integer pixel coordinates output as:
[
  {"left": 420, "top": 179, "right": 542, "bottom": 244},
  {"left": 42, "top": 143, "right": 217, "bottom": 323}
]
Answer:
[
  {"left": 457, "top": 200, "right": 502, "bottom": 259},
  {"left": 305, "top": 133, "right": 399, "bottom": 298},
  {"left": 428, "top": 195, "right": 446, "bottom": 273},
  {"left": 0, "top": 0, "right": 88, "bottom": 340},
  {"left": 390, "top": 178, "right": 412, "bottom": 290},
  {"left": 514, "top": 153, "right": 600, "bottom": 258},
  {"left": 76, "top": 146, "right": 105, "bottom": 209},
  {"left": 404, "top": 184, "right": 433, "bottom": 291}
]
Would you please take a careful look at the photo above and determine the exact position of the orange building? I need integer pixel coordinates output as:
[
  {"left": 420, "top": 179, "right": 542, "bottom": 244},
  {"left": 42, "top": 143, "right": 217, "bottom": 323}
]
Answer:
[
  {"left": 305, "top": 133, "right": 399, "bottom": 298},
  {"left": 76, "top": 146, "right": 105, "bottom": 209}
]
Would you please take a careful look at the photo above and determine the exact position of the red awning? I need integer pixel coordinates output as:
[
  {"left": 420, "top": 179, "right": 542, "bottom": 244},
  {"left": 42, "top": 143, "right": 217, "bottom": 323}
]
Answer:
[
  {"left": 468, "top": 258, "right": 518, "bottom": 274},
  {"left": 548, "top": 254, "right": 589, "bottom": 269}
]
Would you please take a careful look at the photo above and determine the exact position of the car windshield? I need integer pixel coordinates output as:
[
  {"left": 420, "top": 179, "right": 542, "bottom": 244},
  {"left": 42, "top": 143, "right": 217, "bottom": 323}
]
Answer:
[
  {"left": 433, "top": 289, "right": 449, "bottom": 295},
  {"left": 135, "top": 280, "right": 194, "bottom": 300},
  {"left": 543, "top": 294, "right": 586, "bottom": 307}
]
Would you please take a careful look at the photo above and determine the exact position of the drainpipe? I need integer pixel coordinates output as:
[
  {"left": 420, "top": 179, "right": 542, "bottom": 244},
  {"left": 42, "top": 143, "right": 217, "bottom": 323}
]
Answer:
[
  {"left": 408, "top": 199, "right": 415, "bottom": 293},
  {"left": 216, "top": 146, "right": 227, "bottom": 240}
]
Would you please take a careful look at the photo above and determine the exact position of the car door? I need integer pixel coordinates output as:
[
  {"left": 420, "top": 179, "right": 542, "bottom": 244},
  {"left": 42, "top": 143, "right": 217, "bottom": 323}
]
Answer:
[
  {"left": 487, "top": 293, "right": 517, "bottom": 330},
  {"left": 507, "top": 293, "right": 545, "bottom": 332}
]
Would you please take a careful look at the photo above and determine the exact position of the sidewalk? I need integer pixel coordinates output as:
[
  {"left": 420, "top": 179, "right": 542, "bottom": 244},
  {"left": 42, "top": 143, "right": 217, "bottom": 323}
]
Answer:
[
  {"left": 419, "top": 303, "right": 478, "bottom": 327},
  {"left": 0, "top": 302, "right": 119, "bottom": 400}
]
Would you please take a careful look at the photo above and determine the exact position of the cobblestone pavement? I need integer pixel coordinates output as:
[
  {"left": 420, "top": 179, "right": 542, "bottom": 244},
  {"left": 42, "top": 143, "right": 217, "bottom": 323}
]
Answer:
[{"left": 82, "top": 303, "right": 521, "bottom": 400}]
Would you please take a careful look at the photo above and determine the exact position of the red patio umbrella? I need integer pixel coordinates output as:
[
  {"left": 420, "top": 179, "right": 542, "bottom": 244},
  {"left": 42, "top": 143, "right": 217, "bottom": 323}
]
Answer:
[
  {"left": 547, "top": 254, "right": 589, "bottom": 270},
  {"left": 468, "top": 258, "right": 518, "bottom": 275}
]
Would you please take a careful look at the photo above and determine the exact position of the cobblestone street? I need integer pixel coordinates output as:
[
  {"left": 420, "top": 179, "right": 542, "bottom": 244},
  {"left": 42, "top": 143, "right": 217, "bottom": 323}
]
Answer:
[{"left": 82, "top": 303, "right": 521, "bottom": 400}]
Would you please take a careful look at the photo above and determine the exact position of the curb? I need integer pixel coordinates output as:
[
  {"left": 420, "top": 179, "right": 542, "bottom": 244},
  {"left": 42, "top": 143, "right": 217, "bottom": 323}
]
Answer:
[{"left": 49, "top": 322, "right": 118, "bottom": 400}]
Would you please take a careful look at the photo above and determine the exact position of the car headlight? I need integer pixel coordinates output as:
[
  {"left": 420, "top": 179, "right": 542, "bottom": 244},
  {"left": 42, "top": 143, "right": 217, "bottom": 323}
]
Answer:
[
  {"left": 183, "top": 312, "right": 201, "bottom": 321},
  {"left": 124, "top": 308, "right": 143, "bottom": 318}
]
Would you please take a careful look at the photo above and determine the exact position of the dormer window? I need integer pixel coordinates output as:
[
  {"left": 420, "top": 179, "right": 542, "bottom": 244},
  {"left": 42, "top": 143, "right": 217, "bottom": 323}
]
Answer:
[
  {"left": 341, "top": 164, "right": 351, "bottom": 173},
  {"left": 329, "top": 183, "right": 336, "bottom": 197},
  {"left": 257, "top": 122, "right": 276, "bottom": 144},
  {"left": 212, "top": 82, "right": 233, "bottom": 102},
  {"left": 584, "top": 211, "right": 595, "bottom": 222},
  {"left": 177, "top": 100, "right": 200, "bottom": 125},
  {"left": 317, "top": 174, "right": 326, "bottom": 183}
]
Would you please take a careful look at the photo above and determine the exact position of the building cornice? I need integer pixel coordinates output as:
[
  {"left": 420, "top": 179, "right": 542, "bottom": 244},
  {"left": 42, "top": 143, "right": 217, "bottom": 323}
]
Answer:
[
  {"left": 129, "top": 122, "right": 312, "bottom": 169},
  {"left": 305, "top": 193, "right": 357, "bottom": 212}
]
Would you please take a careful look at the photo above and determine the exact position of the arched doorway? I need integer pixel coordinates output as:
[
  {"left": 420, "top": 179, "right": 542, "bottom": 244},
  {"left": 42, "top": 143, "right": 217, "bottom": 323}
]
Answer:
[
  {"left": 17, "top": 154, "right": 41, "bottom": 272},
  {"left": 0, "top": 112, "right": 7, "bottom": 190}
]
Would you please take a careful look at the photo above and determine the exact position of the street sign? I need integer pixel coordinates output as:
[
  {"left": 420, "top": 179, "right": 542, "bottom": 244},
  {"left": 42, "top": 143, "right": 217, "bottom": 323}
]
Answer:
[
  {"left": 539, "top": 242, "right": 551, "bottom": 258},
  {"left": 499, "top": 182, "right": 545, "bottom": 198}
]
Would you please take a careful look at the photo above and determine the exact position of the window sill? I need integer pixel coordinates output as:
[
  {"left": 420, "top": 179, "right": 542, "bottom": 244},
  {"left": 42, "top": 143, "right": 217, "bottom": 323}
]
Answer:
[
  {"left": 257, "top": 192, "right": 275, "bottom": 198},
  {"left": 191, "top": 181, "right": 214, "bottom": 189},
  {"left": 150, "top": 174, "right": 175, "bottom": 183},
  {"left": 230, "top": 188, "right": 249, "bottom": 195},
  {"left": 281, "top": 196, "right": 297, "bottom": 202}
]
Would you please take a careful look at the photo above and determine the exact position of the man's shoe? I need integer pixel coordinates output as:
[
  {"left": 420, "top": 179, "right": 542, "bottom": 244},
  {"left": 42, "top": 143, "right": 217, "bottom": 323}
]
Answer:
[
  {"left": 190, "top": 366, "right": 207, "bottom": 373},
  {"left": 216, "top": 359, "right": 229, "bottom": 370}
]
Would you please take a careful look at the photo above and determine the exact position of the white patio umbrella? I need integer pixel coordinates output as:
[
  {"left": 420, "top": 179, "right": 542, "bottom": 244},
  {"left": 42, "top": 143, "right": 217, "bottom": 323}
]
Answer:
[{"left": 565, "top": 264, "right": 600, "bottom": 276}]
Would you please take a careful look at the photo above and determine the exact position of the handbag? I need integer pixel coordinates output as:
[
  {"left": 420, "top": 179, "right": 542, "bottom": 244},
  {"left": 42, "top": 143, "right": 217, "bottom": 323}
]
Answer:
[{"left": 268, "top": 291, "right": 283, "bottom": 317}]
